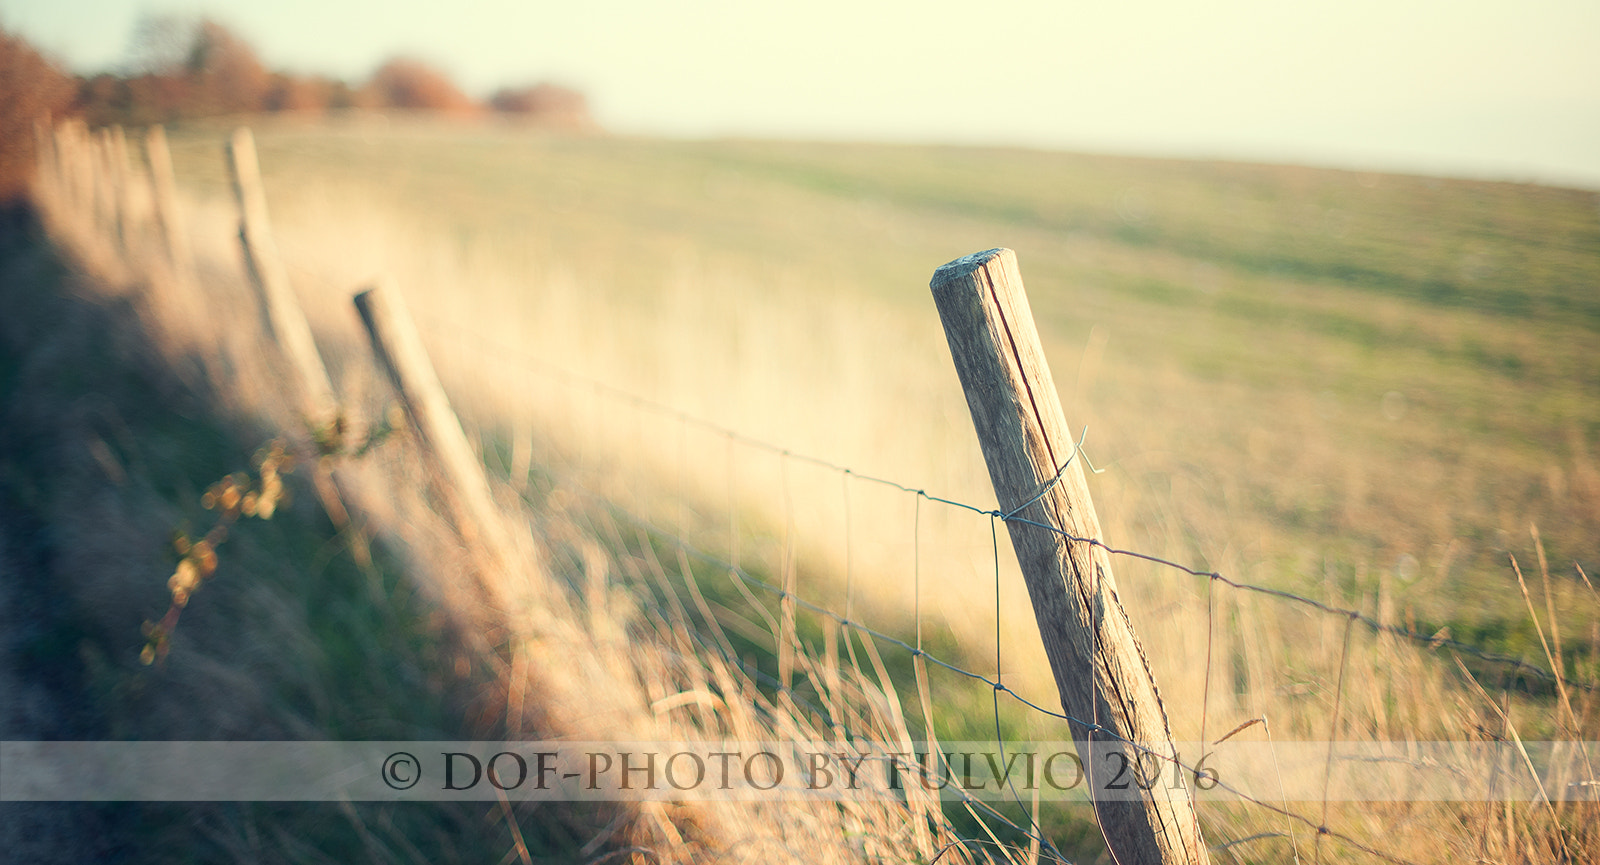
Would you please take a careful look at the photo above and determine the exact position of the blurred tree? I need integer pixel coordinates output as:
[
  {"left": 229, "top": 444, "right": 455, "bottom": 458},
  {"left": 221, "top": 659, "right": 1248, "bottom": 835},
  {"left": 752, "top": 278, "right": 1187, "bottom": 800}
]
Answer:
[
  {"left": 123, "top": 13, "right": 192, "bottom": 77},
  {"left": 362, "top": 57, "right": 478, "bottom": 114},
  {"left": 488, "top": 82, "right": 594, "bottom": 128},
  {"left": 184, "top": 19, "right": 269, "bottom": 116},
  {"left": 265, "top": 73, "right": 325, "bottom": 113},
  {"left": 121, "top": 72, "right": 192, "bottom": 124},
  {"left": 0, "top": 28, "right": 77, "bottom": 201},
  {"left": 81, "top": 17, "right": 269, "bottom": 124},
  {"left": 29, "top": 17, "right": 593, "bottom": 139}
]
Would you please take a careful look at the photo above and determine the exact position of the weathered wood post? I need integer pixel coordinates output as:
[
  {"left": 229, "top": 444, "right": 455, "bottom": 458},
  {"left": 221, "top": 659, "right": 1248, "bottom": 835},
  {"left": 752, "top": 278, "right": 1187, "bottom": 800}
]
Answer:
[
  {"left": 354, "top": 281, "right": 517, "bottom": 577},
  {"left": 144, "top": 125, "right": 194, "bottom": 282},
  {"left": 930, "top": 248, "right": 1209, "bottom": 865},
  {"left": 224, "top": 127, "right": 339, "bottom": 431}
]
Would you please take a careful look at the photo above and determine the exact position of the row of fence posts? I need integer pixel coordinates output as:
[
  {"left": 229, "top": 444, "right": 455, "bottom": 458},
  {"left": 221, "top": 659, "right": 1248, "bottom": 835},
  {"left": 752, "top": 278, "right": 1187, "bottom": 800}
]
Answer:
[
  {"left": 33, "top": 120, "right": 187, "bottom": 273},
  {"left": 33, "top": 120, "right": 1208, "bottom": 865},
  {"left": 33, "top": 120, "right": 512, "bottom": 584}
]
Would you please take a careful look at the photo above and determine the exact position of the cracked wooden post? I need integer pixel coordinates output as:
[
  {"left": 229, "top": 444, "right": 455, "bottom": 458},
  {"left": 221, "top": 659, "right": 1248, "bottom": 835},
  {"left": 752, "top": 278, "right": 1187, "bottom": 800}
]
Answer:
[
  {"left": 930, "top": 248, "right": 1209, "bottom": 865},
  {"left": 224, "top": 127, "right": 338, "bottom": 431},
  {"left": 355, "top": 281, "right": 517, "bottom": 577}
]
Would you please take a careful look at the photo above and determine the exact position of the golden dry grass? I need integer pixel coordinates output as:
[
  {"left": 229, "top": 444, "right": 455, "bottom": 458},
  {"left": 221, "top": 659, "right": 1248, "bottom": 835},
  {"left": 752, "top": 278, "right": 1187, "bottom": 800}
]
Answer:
[{"left": 30, "top": 114, "right": 1600, "bottom": 863}]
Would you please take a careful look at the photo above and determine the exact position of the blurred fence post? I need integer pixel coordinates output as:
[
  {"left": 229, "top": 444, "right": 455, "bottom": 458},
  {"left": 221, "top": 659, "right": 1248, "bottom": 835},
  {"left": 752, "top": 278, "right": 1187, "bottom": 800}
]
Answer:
[
  {"left": 32, "top": 119, "right": 55, "bottom": 195},
  {"left": 144, "top": 126, "right": 194, "bottom": 282},
  {"left": 223, "top": 128, "right": 368, "bottom": 563},
  {"left": 109, "top": 125, "right": 134, "bottom": 248},
  {"left": 57, "top": 121, "right": 88, "bottom": 213},
  {"left": 930, "top": 248, "right": 1210, "bottom": 865},
  {"left": 354, "top": 281, "right": 517, "bottom": 576},
  {"left": 92, "top": 127, "right": 116, "bottom": 237},
  {"left": 224, "top": 126, "right": 339, "bottom": 431}
]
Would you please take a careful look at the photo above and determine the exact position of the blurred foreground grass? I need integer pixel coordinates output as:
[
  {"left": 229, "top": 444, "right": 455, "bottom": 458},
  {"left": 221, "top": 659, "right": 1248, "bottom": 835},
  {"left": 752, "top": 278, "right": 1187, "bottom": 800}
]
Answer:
[{"left": 0, "top": 199, "right": 622, "bottom": 862}]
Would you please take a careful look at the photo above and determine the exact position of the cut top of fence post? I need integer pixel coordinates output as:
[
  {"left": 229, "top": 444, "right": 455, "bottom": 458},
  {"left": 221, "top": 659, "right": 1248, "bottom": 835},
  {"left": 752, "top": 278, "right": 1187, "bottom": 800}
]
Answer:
[
  {"left": 930, "top": 248, "right": 1102, "bottom": 541},
  {"left": 931, "top": 248, "right": 1209, "bottom": 865}
]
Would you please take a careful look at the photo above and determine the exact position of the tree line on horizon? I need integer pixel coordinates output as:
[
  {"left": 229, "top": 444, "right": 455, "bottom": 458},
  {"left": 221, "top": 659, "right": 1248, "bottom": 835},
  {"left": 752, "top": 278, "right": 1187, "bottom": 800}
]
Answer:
[{"left": 0, "top": 17, "right": 593, "bottom": 199}]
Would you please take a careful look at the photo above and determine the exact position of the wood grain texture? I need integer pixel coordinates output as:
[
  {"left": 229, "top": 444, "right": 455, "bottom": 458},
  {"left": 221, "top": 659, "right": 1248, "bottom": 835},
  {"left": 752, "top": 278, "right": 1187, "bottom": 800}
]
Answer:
[
  {"left": 931, "top": 248, "right": 1209, "bottom": 865},
  {"left": 225, "top": 127, "right": 338, "bottom": 429}
]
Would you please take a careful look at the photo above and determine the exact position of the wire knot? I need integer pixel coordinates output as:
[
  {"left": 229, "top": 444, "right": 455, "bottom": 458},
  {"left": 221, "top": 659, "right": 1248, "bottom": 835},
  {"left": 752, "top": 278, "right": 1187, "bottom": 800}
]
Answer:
[{"left": 1000, "top": 426, "right": 1094, "bottom": 520}]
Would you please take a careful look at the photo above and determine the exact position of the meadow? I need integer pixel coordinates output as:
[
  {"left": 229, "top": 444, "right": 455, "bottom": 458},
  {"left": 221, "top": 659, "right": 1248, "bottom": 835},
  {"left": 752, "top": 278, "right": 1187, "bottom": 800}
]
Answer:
[
  {"left": 159, "top": 116, "right": 1600, "bottom": 666},
  {"left": 27, "top": 114, "right": 1600, "bottom": 863}
]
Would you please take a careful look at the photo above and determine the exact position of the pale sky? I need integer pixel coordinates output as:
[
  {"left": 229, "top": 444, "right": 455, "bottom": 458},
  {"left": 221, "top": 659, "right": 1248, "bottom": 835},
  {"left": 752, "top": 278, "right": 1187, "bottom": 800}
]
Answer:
[{"left": 5, "top": 0, "right": 1598, "bottom": 188}]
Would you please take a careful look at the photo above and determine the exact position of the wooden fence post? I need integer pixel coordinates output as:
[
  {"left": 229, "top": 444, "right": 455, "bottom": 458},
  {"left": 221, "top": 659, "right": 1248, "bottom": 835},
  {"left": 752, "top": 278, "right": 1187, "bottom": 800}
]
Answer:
[
  {"left": 92, "top": 127, "right": 117, "bottom": 237},
  {"left": 33, "top": 119, "right": 55, "bottom": 195},
  {"left": 224, "top": 127, "right": 338, "bottom": 431},
  {"left": 75, "top": 122, "right": 96, "bottom": 217},
  {"left": 144, "top": 125, "right": 194, "bottom": 282},
  {"left": 930, "top": 248, "right": 1209, "bottom": 865},
  {"left": 108, "top": 125, "right": 134, "bottom": 248},
  {"left": 354, "top": 281, "right": 517, "bottom": 576},
  {"left": 55, "top": 121, "right": 84, "bottom": 213},
  {"left": 222, "top": 128, "right": 370, "bottom": 564}
]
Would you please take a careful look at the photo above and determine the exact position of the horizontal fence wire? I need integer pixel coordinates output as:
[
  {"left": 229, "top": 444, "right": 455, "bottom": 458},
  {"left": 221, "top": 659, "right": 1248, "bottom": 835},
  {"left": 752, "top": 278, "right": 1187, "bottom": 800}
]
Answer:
[
  {"left": 418, "top": 315, "right": 1588, "bottom": 693},
  {"left": 38, "top": 124, "right": 1589, "bottom": 865},
  {"left": 410, "top": 315, "right": 1593, "bottom": 865},
  {"left": 416, "top": 311, "right": 1600, "bottom": 863},
  {"left": 539, "top": 449, "right": 1424, "bottom": 865},
  {"left": 625, "top": 551, "right": 1078, "bottom": 865}
]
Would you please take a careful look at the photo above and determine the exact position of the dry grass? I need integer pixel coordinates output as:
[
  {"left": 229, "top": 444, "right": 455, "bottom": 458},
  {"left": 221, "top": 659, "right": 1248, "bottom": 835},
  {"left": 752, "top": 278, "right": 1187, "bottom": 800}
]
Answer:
[
  {"left": 28, "top": 115, "right": 1600, "bottom": 863},
  {"left": 29, "top": 122, "right": 1006, "bottom": 863}
]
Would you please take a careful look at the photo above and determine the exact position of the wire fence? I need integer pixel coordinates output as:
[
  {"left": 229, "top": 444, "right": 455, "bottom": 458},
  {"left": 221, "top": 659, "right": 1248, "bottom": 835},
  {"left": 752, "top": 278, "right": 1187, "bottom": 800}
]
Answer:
[
  {"left": 33, "top": 118, "right": 1596, "bottom": 864},
  {"left": 414, "top": 313, "right": 1597, "bottom": 865}
]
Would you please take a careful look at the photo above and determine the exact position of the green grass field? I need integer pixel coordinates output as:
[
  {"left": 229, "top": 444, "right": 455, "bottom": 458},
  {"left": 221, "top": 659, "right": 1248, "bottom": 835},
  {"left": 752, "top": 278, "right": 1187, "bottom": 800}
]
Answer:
[
  {"left": 161, "top": 117, "right": 1600, "bottom": 666},
  {"left": 48, "top": 115, "right": 1588, "bottom": 862}
]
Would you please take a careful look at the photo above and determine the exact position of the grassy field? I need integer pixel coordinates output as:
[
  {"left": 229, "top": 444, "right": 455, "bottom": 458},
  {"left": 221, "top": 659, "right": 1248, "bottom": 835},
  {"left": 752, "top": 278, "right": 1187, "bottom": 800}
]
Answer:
[
  {"left": 160, "top": 116, "right": 1600, "bottom": 662},
  {"left": 31, "top": 114, "right": 1600, "bottom": 862}
]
